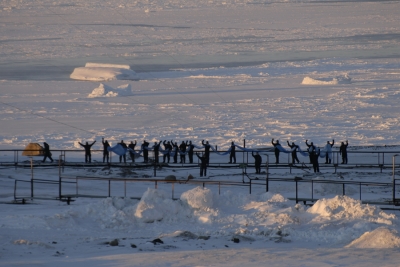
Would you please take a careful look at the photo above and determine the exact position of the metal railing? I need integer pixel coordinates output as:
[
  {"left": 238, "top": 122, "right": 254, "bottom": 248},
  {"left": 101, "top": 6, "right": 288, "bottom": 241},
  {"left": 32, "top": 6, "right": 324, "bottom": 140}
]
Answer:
[
  {"left": 13, "top": 173, "right": 400, "bottom": 208},
  {"left": 2, "top": 148, "right": 400, "bottom": 173}
]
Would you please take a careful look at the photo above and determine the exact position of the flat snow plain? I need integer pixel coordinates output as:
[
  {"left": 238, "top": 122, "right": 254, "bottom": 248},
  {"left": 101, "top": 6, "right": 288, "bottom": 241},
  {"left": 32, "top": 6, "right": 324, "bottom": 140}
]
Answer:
[{"left": 1, "top": 0, "right": 400, "bottom": 266}]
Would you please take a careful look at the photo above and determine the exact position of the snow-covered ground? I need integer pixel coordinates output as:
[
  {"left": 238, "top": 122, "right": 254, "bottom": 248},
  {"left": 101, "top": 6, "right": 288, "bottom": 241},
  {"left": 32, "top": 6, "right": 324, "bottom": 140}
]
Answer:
[{"left": 1, "top": 0, "right": 400, "bottom": 266}]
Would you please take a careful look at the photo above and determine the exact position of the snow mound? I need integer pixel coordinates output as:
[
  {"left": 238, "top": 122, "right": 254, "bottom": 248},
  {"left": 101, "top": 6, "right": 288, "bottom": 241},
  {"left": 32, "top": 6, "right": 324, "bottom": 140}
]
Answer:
[
  {"left": 180, "top": 187, "right": 214, "bottom": 210},
  {"left": 302, "top": 75, "right": 351, "bottom": 85},
  {"left": 88, "top": 83, "right": 133, "bottom": 98},
  {"left": 307, "top": 195, "right": 395, "bottom": 224},
  {"left": 134, "top": 188, "right": 183, "bottom": 223},
  {"left": 70, "top": 62, "right": 139, "bottom": 81},
  {"left": 345, "top": 227, "right": 400, "bottom": 248}
]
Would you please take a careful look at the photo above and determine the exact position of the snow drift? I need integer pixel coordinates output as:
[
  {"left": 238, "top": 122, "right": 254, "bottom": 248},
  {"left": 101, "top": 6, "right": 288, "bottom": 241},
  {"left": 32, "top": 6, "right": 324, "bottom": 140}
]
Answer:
[
  {"left": 88, "top": 83, "right": 133, "bottom": 97},
  {"left": 302, "top": 75, "right": 351, "bottom": 85},
  {"left": 345, "top": 227, "right": 400, "bottom": 248},
  {"left": 70, "top": 63, "right": 139, "bottom": 81}
]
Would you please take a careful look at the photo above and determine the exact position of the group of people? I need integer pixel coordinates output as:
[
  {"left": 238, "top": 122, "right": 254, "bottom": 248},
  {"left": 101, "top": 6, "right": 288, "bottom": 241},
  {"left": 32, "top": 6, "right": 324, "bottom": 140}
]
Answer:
[
  {"left": 41, "top": 138, "right": 349, "bottom": 175},
  {"left": 271, "top": 139, "right": 349, "bottom": 172}
]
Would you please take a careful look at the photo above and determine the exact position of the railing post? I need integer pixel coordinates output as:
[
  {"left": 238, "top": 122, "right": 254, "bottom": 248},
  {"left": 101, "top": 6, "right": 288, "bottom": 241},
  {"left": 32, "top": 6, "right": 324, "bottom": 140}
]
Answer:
[
  {"left": 311, "top": 180, "right": 314, "bottom": 202},
  {"left": 154, "top": 160, "right": 156, "bottom": 177},
  {"left": 295, "top": 179, "right": 298, "bottom": 203},
  {"left": 108, "top": 180, "right": 111, "bottom": 197},
  {"left": 393, "top": 154, "right": 399, "bottom": 203},
  {"left": 265, "top": 154, "right": 269, "bottom": 192},
  {"left": 30, "top": 157, "right": 33, "bottom": 199},
  {"left": 14, "top": 180, "right": 17, "bottom": 200},
  {"left": 14, "top": 150, "right": 18, "bottom": 170},
  {"left": 124, "top": 180, "right": 127, "bottom": 198},
  {"left": 249, "top": 179, "right": 252, "bottom": 194}
]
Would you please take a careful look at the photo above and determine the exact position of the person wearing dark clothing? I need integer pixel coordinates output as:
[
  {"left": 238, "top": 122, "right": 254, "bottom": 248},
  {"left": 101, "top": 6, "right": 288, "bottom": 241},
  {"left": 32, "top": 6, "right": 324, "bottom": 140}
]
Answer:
[
  {"left": 128, "top": 141, "right": 137, "bottom": 163},
  {"left": 311, "top": 148, "right": 320, "bottom": 173},
  {"left": 339, "top": 140, "right": 349, "bottom": 164},
  {"left": 196, "top": 153, "right": 208, "bottom": 177},
  {"left": 79, "top": 140, "right": 96, "bottom": 163},
  {"left": 271, "top": 139, "right": 280, "bottom": 164},
  {"left": 305, "top": 140, "right": 315, "bottom": 164},
  {"left": 142, "top": 140, "right": 150, "bottom": 163},
  {"left": 42, "top": 142, "right": 53, "bottom": 163},
  {"left": 287, "top": 141, "right": 300, "bottom": 164},
  {"left": 229, "top": 141, "right": 236, "bottom": 163},
  {"left": 119, "top": 140, "right": 128, "bottom": 163},
  {"left": 171, "top": 140, "right": 178, "bottom": 163},
  {"left": 163, "top": 140, "right": 172, "bottom": 163},
  {"left": 324, "top": 139, "right": 334, "bottom": 164},
  {"left": 101, "top": 138, "right": 110, "bottom": 163},
  {"left": 179, "top": 141, "right": 187, "bottom": 163},
  {"left": 153, "top": 141, "right": 162, "bottom": 163},
  {"left": 252, "top": 151, "right": 262, "bottom": 174},
  {"left": 187, "top": 141, "right": 195, "bottom": 163},
  {"left": 202, "top": 140, "right": 211, "bottom": 165}
]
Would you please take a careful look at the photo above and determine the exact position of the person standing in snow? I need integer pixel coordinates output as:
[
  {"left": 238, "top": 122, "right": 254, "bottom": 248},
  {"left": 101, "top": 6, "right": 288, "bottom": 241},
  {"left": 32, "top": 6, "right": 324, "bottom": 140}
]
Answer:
[
  {"left": 187, "top": 140, "right": 195, "bottom": 163},
  {"left": 171, "top": 140, "right": 178, "bottom": 163},
  {"left": 79, "top": 140, "right": 96, "bottom": 163},
  {"left": 163, "top": 140, "right": 172, "bottom": 163},
  {"left": 252, "top": 151, "right": 262, "bottom": 174},
  {"left": 196, "top": 152, "right": 208, "bottom": 177},
  {"left": 287, "top": 141, "right": 300, "bottom": 164},
  {"left": 312, "top": 147, "right": 320, "bottom": 173},
  {"left": 271, "top": 138, "right": 280, "bottom": 164},
  {"left": 128, "top": 140, "right": 137, "bottom": 163},
  {"left": 202, "top": 140, "right": 211, "bottom": 165},
  {"left": 42, "top": 142, "right": 53, "bottom": 163},
  {"left": 305, "top": 140, "right": 315, "bottom": 164},
  {"left": 324, "top": 139, "right": 334, "bottom": 164},
  {"left": 229, "top": 141, "right": 236, "bottom": 164},
  {"left": 153, "top": 141, "right": 162, "bottom": 163},
  {"left": 179, "top": 141, "right": 187, "bottom": 163},
  {"left": 340, "top": 140, "right": 349, "bottom": 164},
  {"left": 142, "top": 140, "right": 150, "bottom": 163},
  {"left": 101, "top": 138, "right": 110, "bottom": 163},
  {"left": 119, "top": 140, "right": 128, "bottom": 163}
]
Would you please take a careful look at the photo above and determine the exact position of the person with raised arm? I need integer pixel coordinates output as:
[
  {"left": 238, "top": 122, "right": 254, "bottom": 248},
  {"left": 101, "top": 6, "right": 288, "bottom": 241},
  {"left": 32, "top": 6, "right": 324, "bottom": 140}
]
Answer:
[
  {"left": 324, "top": 139, "right": 334, "bottom": 164},
  {"left": 271, "top": 138, "right": 280, "bottom": 164},
  {"left": 128, "top": 140, "right": 137, "bottom": 163},
  {"left": 163, "top": 140, "right": 172, "bottom": 163},
  {"left": 251, "top": 151, "right": 262, "bottom": 174},
  {"left": 287, "top": 141, "right": 300, "bottom": 164},
  {"left": 171, "top": 140, "right": 178, "bottom": 163},
  {"left": 196, "top": 152, "right": 208, "bottom": 177},
  {"left": 101, "top": 138, "right": 110, "bottom": 163},
  {"left": 79, "top": 140, "right": 96, "bottom": 163},
  {"left": 305, "top": 140, "right": 315, "bottom": 164},
  {"left": 153, "top": 141, "right": 162, "bottom": 163}
]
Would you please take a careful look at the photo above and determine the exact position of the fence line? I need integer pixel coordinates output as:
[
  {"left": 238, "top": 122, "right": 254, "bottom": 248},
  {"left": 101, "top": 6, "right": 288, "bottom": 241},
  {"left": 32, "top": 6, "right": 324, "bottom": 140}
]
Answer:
[{"left": 13, "top": 173, "right": 400, "bottom": 209}]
